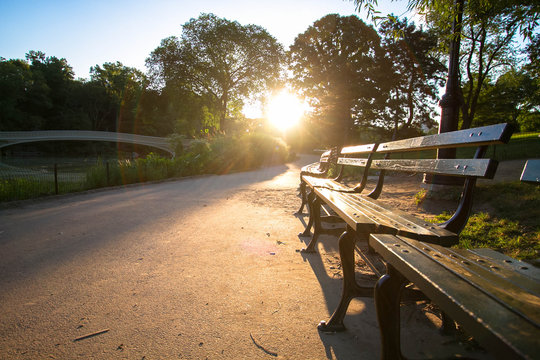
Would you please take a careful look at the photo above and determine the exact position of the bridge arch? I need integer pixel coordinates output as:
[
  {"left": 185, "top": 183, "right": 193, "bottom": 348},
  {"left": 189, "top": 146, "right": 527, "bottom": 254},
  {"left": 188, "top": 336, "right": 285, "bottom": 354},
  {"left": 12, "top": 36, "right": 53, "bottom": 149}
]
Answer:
[{"left": 0, "top": 130, "right": 190, "bottom": 157}]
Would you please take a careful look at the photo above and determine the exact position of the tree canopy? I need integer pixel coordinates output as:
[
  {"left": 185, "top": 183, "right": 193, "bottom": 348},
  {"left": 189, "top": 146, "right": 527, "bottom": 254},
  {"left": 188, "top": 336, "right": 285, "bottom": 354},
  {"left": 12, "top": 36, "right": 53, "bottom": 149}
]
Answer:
[
  {"left": 146, "top": 13, "right": 285, "bottom": 132},
  {"left": 289, "top": 14, "right": 386, "bottom": 145},
  {"left": 377, "top": 17, "right": 446, "bottom": 138},
  {"left": 352, "top": 0, "right": 540, "bottom": 130}
]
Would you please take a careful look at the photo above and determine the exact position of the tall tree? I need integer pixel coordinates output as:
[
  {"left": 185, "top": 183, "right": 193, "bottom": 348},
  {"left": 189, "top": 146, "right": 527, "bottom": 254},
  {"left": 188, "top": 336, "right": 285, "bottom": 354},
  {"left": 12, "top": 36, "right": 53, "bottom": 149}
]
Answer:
[
  {"left": 26, "top": 51, "right": 80, "bottom": 130},
  {"left": 288, "top": 14, "right": 386, "bottom": 145},
  {"left": 0, "top": 58, "right": 38, "bottom": 130},
  {"left": 146, "top": 13, "right": 285, "bottom": 132},
  {"left": 473, "top": 69, "right": 540, "bottom": 131},
  {"left": 378, "top": 17, "right": 446, "bottom": 138}
]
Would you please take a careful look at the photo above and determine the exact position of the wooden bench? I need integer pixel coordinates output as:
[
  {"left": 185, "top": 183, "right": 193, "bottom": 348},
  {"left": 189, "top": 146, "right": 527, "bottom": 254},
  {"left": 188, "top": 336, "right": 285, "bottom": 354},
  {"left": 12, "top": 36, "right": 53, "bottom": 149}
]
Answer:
[
  {"left": 297, "top": 123, "right": 514, "bottom": 333},
  {"left": 296, "top": 146, "right": 341, "bottom": 215},
  {"left": 297, "top": 143, "right": 377, "bottom": 241},
  {"left": 369, "top": 161, "right": 540, "bottom": 359},
  {"left": 369, "top": 234, "right": 540, "bottom": 359}
]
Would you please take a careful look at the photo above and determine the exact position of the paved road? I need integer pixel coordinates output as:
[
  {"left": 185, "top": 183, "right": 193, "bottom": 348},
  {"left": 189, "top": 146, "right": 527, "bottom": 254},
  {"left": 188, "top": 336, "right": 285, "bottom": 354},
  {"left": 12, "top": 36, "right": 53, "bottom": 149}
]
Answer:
[
  {"left": 1, "top": 155, "right": 372, "bottom": 359},
  {"left": 0, "top": 155, "right": 491, "bottom": 359}
]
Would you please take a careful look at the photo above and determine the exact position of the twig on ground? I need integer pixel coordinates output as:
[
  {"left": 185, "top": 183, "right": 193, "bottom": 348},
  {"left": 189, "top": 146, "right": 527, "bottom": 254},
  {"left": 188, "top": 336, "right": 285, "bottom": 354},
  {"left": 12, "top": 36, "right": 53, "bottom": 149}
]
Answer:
[
  {"left": 249, "top": 332, "right": 278, "bottom": 357},
  {"left": 271, "top": 302, "right": 282, "bottom": 314},
  {"left": 73, "top": 329, "right": 110, "bottom": 342}
]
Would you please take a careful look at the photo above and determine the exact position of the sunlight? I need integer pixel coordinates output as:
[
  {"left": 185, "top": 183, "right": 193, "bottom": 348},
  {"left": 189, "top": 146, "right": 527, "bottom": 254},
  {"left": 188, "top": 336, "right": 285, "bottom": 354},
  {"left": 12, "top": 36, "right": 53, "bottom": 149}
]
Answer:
[{"left": 266, "top": 90, "right": 306, "bottom": 131}]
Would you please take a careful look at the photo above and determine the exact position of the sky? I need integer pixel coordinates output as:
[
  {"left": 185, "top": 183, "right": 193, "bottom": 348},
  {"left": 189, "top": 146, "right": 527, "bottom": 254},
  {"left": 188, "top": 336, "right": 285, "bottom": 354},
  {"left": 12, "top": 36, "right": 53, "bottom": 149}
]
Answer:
[{"left": 0, "top": 0, "right": 412, "bottom": 80}]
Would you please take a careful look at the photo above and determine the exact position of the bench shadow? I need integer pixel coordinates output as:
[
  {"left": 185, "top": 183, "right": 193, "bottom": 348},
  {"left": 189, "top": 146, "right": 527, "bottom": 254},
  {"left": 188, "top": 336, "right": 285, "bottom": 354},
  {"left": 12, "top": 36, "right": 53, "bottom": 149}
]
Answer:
[{"left": 295, "top": 222, "right": 383, "bottom": 359}]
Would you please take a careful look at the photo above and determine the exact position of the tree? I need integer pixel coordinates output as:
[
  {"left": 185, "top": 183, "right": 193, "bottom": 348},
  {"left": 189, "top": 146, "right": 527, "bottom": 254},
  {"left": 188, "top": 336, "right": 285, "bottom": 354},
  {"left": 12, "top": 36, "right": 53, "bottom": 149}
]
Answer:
[
  {"left": 25, "top": 51, "right": 83, "bottom": 130},
  {"left": 378, "top": 17, "right": 446, "bottom": 138},
  {"left": 288, "top": 14, "right": 386, "bottom": 145},
  {"left": 0, "top": 51, "right": 84, "bottom": 131},
  {"left": 0, "top": 58, "right": 37, "bottom": 130},
  {"left": 352, "top": 0, "right": 540, "bottom": 130},
  {"left": 146, "top": 13, "right": 285, "bottom": 132},
  {"left": 473, "top": 69, "right": 540, "bottom": 131},
  {"left": 89, "top": 62, "right": 147, "bottom": 132}
]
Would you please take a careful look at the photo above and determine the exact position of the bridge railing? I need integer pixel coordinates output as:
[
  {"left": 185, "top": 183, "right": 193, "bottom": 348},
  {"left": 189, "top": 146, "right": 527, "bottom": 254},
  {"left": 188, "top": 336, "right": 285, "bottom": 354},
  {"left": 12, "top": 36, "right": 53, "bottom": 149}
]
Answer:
[{"left": 0, "top": 130, "right": 184, "bottom": 156}]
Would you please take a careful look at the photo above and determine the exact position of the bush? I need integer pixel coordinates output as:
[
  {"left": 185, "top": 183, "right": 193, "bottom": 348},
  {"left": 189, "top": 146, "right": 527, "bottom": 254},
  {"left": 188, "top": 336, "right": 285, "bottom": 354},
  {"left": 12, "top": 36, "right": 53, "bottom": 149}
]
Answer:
[{"left": 84, "top": 133, "right": 290, "bottom": 187}]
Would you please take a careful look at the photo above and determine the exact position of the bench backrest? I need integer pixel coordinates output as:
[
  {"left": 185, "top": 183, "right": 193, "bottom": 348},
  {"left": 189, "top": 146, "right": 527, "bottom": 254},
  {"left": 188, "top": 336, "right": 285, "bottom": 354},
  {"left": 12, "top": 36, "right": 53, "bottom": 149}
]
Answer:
[
  {"left": 335, "top": 123, "right": 514, "bottom": 234},
  {"left": 316, "top": 143, "right": 377, "bottom": 185},
  {"left": 337, "top": 123, "right": 512, "bottom": 177}
]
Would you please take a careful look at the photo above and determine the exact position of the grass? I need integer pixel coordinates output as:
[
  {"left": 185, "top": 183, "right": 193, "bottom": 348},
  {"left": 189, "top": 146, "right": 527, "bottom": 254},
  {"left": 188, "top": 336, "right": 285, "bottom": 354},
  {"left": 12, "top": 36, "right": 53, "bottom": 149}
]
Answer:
[{"left": 432, "top": 182, "right": 540, "bottom": 261}]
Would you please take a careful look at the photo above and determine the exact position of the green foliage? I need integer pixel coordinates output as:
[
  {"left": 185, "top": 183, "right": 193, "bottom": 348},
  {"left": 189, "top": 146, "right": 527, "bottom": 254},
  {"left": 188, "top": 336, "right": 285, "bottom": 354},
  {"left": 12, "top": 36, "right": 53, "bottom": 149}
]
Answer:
[
  {"left": 289, "top": 14, "right": 385, "bottom": 146},
  {"left": 432, "top": 182, "right": 540, "bottom": 260},
  {"left": 377, "top": 17, "right": 446, "bottom": 137},
  {"left": 206, "top": 133, "right": 290, "bottom": 174},
  {"left": 1, "top": 133, "right": 291, "bottom": 202},
  {"left": 146, "top": 13, "right": 285, "bottom": 132},
  {"left": 0, "top": 178, "right": 54, "bottom": 201}
]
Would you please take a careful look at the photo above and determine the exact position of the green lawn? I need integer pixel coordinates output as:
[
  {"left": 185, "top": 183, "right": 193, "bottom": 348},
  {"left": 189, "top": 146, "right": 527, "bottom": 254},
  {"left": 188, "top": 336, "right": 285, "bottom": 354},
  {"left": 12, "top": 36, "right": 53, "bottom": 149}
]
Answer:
[{"left": 433, "top": 181, "right": 539, "bottom": 261}]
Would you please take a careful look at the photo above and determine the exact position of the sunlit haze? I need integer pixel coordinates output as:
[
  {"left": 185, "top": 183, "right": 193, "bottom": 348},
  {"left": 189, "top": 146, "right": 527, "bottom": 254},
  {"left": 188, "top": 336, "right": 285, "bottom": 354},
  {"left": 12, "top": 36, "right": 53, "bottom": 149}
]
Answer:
[{"left": 266, "top": 90, "right": 308, "bottom": 131}]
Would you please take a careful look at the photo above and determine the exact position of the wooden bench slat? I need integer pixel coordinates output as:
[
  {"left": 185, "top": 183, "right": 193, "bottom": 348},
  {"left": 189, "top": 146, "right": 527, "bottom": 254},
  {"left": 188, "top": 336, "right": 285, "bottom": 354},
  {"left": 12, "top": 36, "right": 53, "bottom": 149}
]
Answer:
[
  {"left": 342, "top": 193, "right": 446, "bottom": 238},
  {"left": 376, "top": 123, "right": 513, "bottom": 153},
  {"left": 370, "top": 159, "right": 498, "bottom": 178},
  {"left": 313, "top": 187, "right": 457, "bottom": 244},
  {"left": 337, "top": 158, "right": 369, "bottom": 167},
  {"left": 370, "top": 233, "right": 539, "bottom": 360},
  {"left": 313, "top": 187, "right": 380, "bottom": 233},
  {"left": 520, "top": 159, "right": 540, "bottom": 183},
  {"left": 404, "top": 240, "right": 540, "bottom": 325},
  {"left": 302, "top": 176, "right": 351, "bottom": 191},
  {"left": 340, "top": 143, "right": 377, "bottom": 155},
  {"left": 467, "top": 248, "right": 540, "bottom": 283}
]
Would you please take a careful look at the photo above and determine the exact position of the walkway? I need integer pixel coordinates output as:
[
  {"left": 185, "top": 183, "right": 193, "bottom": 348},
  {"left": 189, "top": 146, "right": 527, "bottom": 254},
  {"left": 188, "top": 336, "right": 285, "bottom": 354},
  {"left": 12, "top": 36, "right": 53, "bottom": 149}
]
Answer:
[{"left": 0, "top": 155, "right": 491, "bottom": 359}]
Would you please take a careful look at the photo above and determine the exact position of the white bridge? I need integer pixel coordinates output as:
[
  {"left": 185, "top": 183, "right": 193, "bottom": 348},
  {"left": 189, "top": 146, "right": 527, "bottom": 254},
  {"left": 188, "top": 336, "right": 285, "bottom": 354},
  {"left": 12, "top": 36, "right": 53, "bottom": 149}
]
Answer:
[{"left": 0, "top": 130, "right": 193, "bottom": 157}]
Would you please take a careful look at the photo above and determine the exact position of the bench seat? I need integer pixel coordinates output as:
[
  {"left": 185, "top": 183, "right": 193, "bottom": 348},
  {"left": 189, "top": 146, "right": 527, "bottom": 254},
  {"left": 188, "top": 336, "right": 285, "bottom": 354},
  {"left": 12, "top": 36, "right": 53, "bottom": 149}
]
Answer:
[
  {"left": 370, "top": 233, "right": 540, "bottom": 360},
  {"left": 313, "top": 186, "right": 457, "bottom": 246},
  {"left": 301, "top": 162, "right": 327, "bottom": 177}
]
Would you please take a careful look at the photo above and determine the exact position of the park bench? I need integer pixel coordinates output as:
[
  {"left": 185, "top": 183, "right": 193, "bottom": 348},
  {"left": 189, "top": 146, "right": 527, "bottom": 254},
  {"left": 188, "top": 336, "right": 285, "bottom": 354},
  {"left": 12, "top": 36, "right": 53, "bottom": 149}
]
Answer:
[
  {"left": 296, "top": 123, "right": 517, "bottom": 332},
  {"left": 369, "top": 159, "right": 540, "bottom": 359},
  {"left": 296, "top": 143, "right": 377, "bottom": 243}
]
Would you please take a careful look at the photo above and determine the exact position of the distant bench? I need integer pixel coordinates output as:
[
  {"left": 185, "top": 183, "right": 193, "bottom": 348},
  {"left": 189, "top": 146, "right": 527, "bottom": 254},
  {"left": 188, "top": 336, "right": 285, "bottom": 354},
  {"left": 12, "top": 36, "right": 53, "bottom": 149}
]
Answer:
[{"left": 296, "top": 124, "right": 540, "bottom": 358}]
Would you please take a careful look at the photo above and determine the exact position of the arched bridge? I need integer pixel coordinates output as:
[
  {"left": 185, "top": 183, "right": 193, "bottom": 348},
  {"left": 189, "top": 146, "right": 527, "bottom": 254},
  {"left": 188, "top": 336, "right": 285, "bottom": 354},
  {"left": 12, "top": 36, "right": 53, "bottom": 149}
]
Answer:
[{"left": 0, "top": 130, "right": 193, "bottom": 157}]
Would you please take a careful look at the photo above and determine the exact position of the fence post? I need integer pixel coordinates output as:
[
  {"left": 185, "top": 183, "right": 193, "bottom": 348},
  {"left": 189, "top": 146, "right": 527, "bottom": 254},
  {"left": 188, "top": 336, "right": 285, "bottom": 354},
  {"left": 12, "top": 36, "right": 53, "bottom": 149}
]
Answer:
[{"left": 54, "top": 163, "right": 59, "bottom": 195}]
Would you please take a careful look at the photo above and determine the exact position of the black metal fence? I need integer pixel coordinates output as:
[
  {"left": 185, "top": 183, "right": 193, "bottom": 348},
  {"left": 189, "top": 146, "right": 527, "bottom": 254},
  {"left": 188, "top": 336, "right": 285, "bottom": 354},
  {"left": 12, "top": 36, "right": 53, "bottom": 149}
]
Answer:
[{"left": 0, "top": 161, "right": 95, "bottom": 202}]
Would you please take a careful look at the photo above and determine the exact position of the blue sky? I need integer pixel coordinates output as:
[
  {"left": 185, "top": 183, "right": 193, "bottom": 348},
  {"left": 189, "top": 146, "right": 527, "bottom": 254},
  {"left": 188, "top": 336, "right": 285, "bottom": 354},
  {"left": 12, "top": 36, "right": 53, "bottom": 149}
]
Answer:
[{"left": 0, "top": 0, "right": 410, "bottom": 79}]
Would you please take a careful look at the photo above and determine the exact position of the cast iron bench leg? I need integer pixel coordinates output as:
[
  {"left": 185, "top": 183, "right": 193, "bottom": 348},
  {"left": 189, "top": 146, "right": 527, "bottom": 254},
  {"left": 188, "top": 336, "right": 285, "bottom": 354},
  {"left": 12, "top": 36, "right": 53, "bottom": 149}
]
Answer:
[
  {"left": 318, "top": 230, "right": 373, "bottom": 332},
  {"left": 296, "top": 181, "right": 307, "bottom": 214},
  {"left": 299, "top": 190, "right": 316, "bottom": 237},
  {"left": 301, "top": 195, "right": 321, "bottom": 252},
  {"left": 375, "top": 264, "right": 407, "bottom": 360}
]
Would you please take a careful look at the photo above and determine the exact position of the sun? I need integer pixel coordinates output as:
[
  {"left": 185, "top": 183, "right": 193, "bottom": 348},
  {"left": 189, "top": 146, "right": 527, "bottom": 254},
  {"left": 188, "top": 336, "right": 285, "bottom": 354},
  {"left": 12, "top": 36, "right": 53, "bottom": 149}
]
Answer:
[{"left": 266, "top": 90, "right": 306, "bottom": 131}]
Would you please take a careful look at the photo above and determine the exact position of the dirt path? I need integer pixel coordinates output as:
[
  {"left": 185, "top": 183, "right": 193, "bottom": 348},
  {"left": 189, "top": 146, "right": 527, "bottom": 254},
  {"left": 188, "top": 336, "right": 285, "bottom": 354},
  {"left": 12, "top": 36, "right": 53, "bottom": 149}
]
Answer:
[{"left": 0, "top": 155, "right": 501, "bottom": 359}]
